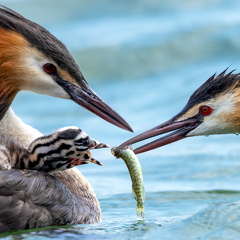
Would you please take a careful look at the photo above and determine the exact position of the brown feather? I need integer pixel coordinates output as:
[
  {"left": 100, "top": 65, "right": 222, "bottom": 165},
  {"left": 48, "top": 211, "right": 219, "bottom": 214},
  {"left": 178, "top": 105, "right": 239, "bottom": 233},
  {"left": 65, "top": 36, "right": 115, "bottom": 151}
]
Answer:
[{"left": 0, "top": 28, "right": 28, "bottom": 119}]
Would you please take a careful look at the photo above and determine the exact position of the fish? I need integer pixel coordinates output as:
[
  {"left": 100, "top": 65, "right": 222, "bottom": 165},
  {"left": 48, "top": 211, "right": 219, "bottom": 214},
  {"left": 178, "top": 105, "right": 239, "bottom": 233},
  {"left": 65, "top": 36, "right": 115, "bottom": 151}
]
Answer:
[{"left": 111, "top": 146, "right": 145, "bottom": 220}]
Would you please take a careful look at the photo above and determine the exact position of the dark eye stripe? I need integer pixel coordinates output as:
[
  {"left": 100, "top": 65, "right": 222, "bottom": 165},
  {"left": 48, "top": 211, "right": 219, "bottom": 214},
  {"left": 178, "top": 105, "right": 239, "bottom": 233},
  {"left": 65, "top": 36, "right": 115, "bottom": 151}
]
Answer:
[
  {"left": 74, "top": 137, "right": 89, "bottom": 146},
  {"left": 76, "top": 146, "right": 89, "bottom": 151}
]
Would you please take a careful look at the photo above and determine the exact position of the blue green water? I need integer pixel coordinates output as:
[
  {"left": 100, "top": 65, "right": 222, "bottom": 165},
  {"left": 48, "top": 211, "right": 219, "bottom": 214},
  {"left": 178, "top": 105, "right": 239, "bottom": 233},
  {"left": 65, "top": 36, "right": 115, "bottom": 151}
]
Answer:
[{"left": 1, "top": 0, "right": 240, "bottom": 239}]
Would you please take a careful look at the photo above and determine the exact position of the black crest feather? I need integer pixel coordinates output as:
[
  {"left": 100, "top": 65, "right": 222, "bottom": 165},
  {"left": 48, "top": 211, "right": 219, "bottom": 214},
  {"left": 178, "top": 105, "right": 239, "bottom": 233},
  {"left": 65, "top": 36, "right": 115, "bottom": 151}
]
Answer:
[
  {"left": 172, "top": 69, "right": 240, "bottom": 121},
  {"left": 186, "top": 69, "right": 240, "bottom": 110}
]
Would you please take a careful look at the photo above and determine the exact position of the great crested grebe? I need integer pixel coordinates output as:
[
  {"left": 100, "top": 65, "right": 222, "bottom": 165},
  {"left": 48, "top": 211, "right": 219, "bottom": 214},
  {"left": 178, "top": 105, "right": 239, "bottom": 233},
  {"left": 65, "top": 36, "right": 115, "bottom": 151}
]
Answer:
[
  {"left": 0, "top": 6, "right": 132, "bottom": 232},
  {"left": 0, "top": 126, "right": 108, "bottom": 172},
  {"left": 120, "top": 69, "right": 240, "bottom": 153}
]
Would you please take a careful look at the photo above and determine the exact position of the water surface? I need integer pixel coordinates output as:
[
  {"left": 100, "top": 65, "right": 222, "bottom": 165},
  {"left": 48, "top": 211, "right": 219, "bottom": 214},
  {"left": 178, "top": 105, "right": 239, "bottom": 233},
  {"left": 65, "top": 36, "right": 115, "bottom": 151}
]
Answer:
[{"left": 1, "top": 0, "right": 240, "bottom": 239}]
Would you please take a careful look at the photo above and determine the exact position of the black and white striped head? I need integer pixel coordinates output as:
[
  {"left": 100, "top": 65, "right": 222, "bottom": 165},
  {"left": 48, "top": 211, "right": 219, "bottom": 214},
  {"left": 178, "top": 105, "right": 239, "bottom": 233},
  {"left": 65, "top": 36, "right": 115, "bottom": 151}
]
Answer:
[
  {"left": 119, "top": 69, "right": 240, "bottom": 153},
  {"left": 28, "top": 126, "right": 109, "bottom": 161},
  {"left": 56, "top": 126, "right": 109, "bottom": 155}
]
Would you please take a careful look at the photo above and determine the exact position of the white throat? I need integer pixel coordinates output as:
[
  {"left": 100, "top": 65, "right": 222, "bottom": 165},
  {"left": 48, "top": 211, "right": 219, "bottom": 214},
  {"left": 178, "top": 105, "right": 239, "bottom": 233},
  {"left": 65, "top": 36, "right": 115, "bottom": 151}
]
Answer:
[{"left": 0, "top": 108, "right": 42, "bottom": 146}]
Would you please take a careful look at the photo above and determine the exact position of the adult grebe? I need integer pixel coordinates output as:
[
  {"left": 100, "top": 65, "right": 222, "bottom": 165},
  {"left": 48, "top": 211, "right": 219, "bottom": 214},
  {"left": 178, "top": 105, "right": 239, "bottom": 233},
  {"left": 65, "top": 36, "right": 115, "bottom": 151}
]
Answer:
[
  {"left": 0, "top": 6, "right": 132, "bottom": 232},
  {"left": 119, "top": 69, "right": 240, "bottom": 153}
]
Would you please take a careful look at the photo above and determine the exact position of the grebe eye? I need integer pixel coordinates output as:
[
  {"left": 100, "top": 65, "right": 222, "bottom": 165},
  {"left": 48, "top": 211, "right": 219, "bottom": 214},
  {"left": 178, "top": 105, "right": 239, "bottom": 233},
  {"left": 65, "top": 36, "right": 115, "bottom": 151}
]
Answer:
[
  {"left": 199, "top": 105, "right": 213, "bottom": 116},
  {"left": 43, "top": 63, "right": 57, "bottom": 74}
]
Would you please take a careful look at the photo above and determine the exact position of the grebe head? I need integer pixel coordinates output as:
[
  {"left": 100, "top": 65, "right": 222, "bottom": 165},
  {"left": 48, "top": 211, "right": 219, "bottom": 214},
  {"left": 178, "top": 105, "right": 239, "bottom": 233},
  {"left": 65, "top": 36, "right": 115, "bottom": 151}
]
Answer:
[
  {"left": 0, "top": 6, "right": 132, "bottom": 132},
  {"left": 119, "top": 69, "right": 240, "bottom": 153},
  {"left": 27, "top": 126, "right": 108, "bottom": 170},
  {"left": 54, "top": 126, "right": 109, "bottom": 153}
]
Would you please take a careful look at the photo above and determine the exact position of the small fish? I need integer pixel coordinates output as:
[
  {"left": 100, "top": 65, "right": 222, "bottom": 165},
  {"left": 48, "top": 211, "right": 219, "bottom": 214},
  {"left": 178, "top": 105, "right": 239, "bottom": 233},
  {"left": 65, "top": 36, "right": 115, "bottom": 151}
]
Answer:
[{"left": 111, "top": 146, "right": 145, "bottom": 220}]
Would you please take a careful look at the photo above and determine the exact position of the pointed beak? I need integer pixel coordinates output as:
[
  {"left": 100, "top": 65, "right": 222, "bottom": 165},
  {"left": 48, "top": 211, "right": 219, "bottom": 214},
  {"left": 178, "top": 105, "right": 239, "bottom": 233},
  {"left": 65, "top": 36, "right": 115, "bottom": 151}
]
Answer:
[
  {"left": 117, "top": 116, "right": 202, "bottom": 154},
  {"left": 55, "top": 76, "right": 133, "bottom": 132},
  {"left": 89, "top": 141, "right": 110, "bottom": 150}
]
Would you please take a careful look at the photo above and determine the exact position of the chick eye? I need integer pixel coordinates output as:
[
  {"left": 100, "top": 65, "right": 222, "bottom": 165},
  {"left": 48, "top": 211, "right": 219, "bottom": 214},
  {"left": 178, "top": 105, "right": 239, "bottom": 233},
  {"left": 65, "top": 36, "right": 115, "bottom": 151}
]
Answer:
[
  {"left": 199, "top": 105, "right": 213, "bottom": 116},
  {"left": 43, "top": 63, "right": 57, "bottom": 74}
]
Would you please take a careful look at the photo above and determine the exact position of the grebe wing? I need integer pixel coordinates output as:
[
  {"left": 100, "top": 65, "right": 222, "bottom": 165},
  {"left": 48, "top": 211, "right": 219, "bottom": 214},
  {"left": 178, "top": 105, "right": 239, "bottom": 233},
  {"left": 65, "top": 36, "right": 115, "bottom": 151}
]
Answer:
[{"left": 0, "top": 169, "right": 78, "bottom": 232}]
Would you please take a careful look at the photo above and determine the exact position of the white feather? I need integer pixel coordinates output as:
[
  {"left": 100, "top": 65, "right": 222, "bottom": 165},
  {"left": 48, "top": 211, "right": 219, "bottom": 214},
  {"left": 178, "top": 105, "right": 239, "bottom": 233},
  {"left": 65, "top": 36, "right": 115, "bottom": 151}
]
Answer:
[
  {"left": 21, "top": 50, "right": 70, "bottom": 99},
  {"left": 187, "top": 91, "right": 238, "bottom": 137}
]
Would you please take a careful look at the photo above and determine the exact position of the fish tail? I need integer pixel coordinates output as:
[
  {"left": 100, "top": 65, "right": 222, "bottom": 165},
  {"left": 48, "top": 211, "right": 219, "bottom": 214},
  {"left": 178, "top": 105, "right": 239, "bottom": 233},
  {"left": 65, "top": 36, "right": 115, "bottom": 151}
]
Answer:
[{"left": 136, "top": 204, "right": 145, "bottom": 221}]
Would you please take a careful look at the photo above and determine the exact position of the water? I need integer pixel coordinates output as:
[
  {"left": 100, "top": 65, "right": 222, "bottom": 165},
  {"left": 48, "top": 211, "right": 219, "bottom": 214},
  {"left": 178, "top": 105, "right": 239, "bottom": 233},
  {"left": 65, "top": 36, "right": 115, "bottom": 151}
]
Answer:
[{"left": 1, "top": 0, "right": 240, "bottom": 239}]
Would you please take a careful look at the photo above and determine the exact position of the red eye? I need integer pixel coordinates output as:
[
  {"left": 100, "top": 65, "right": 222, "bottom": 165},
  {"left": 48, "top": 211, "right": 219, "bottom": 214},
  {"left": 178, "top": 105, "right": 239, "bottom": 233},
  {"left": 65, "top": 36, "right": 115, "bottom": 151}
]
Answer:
[
  {"left": 199, "top": 105, "right": 213, "bottom": 116},
  {"left": 43, "top": 63, "right": 57, "bottom": 74}
]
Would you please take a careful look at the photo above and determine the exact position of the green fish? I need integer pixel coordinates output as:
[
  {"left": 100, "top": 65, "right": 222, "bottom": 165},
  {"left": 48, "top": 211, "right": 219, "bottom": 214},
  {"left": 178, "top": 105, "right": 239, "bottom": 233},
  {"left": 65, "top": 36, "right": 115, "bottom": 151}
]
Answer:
[{"left": 111, "top": 146, "right": 145, "bottom": 220}]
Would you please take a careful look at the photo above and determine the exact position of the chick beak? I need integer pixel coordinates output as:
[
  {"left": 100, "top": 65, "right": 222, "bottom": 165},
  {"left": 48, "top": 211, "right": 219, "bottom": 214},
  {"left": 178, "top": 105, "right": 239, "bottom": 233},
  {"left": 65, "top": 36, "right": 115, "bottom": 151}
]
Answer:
[
  {"left": 55, "top": 76, "right": 133, "bottom": 132},
  {"left": 117, "top": 117, "right": 201, "bottom": 154}
]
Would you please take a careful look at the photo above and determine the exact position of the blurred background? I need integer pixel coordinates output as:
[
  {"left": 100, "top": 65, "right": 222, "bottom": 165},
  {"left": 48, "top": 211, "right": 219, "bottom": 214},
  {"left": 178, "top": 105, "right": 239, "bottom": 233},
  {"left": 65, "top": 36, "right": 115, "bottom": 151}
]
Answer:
[{"left": 1, "top": 0, "right": 240, "bottom": 239}]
